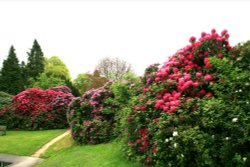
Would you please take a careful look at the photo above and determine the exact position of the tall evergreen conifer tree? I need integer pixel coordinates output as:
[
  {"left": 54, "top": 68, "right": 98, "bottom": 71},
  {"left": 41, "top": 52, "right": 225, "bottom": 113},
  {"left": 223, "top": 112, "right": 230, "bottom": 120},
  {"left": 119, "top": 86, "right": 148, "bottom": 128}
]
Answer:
[
  {"left": 26, "top": 39, "right": 45, "bottom": 80},
  {"left": 0, "top": 46, "right": 23, "bottom": 95}
]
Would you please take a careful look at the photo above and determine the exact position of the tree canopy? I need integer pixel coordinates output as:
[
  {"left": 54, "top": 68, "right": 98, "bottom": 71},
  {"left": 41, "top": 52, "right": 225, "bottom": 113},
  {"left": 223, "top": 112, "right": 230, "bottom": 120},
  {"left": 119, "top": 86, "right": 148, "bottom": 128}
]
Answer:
[
  {"left": 73, "top": 70, "right": 108, "bottom": 94},
  {"left": 32, "top": 56, "right": 71, "bottom": 89},
  {"left": 44, "top": 56, "right": 71, "bottom": 80}
]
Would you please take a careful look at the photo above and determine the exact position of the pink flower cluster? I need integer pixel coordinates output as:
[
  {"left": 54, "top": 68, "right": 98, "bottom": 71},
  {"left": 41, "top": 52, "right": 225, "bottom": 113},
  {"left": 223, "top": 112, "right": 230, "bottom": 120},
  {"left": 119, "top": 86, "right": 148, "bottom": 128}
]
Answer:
[
  {"left": 82, "top": 86, "right": 113, "bottom": 113},
  {"left": 149, "top": 29, "right": 231, "bottom": 113}
]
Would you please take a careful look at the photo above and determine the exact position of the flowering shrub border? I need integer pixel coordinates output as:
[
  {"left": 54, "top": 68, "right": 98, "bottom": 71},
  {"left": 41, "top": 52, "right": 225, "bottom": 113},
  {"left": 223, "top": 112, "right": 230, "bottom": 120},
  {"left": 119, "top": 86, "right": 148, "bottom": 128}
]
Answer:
[{"left": 124, "top": 29, "right": 250, "bottom": 166}]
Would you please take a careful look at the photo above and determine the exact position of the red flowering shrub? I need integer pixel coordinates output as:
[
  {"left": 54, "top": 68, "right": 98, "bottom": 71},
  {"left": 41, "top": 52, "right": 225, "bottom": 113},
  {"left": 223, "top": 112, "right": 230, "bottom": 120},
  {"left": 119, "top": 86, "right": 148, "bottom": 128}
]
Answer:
[
  {"left": 67, "top": 82, "right": 117, "bottom": 144},
  {"left": 124, "top": 29, "right": 250, "bottom": 166},
  {"left": 12, "top": 87, "right": 73, "bottom": 130}
]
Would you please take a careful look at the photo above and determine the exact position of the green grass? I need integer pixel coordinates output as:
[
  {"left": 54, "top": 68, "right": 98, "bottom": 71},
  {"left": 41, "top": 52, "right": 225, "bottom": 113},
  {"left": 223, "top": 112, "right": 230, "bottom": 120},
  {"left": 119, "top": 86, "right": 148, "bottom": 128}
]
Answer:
[
  {"left": 0, "top": 129, "right": 66, "bottom": 156},
  {"left": 36, "top": 135, "right": 142, "bottom": 167}
]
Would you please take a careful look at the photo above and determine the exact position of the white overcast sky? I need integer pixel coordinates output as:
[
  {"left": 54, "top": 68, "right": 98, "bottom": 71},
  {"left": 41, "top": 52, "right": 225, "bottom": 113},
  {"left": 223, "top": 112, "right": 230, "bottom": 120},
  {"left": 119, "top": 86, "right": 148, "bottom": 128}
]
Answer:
[{"left": 0, "top": 0, "right": 250, "bottom": 79}]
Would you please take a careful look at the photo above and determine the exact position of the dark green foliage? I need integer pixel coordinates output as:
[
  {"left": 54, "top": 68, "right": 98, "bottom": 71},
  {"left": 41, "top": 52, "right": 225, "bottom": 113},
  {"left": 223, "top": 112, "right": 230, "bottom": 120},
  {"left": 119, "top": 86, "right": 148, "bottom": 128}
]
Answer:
[
  {"left": 0, "top": 46, "right": 24, "bottom": 95},
  {"left": 0, "top": 91, "right": 12, "bottom": 109},
  {"left": 109, "top": 80, "right": 141, "bottom": 137},
  {"left": 234, "top": 41, "right": 250, "bottom": 71},
  {"left": 150, "top": 97, "right": 250, "bottom": 167},
  {"left": 20, "top": 61, "right": 28, "bottom": 89},
  {"left": 0, "top": 105, "right": 18, "bottom": 129},
  {"left": 65, "top": 79, "right": 80, "bottom": 96},
  {"left": 26, "top": 39, "right": 45, "bottom": 80},
  {"left": 0, "top": 91, "right": 18, "bottom": 128}
]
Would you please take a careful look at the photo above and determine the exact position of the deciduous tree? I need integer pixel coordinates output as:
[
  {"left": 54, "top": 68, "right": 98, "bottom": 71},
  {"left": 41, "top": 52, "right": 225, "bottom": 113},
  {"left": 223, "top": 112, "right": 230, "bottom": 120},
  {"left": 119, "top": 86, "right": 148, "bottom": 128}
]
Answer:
[
  {"left": 44, "top": 56, "right": 70, "bottom": 80},
  {"left": 96, "top": 57, "right": 132, "bottom": 81},
  {"left": 73, "top": 70, "right": 108, "bottom": 94}
]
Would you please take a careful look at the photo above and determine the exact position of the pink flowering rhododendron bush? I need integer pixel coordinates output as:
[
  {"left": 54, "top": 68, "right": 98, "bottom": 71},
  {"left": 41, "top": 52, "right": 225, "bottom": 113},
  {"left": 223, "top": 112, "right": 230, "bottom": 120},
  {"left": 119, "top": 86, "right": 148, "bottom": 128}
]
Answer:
[
  {"left": 67, "top": 82, "right": 117, "bottom": 144},
  {"left": 12, "top": 86, "right": 73, "bottom": 130},
  {"left": 124, "top": 29, "right": 250, "bottom": 166}
]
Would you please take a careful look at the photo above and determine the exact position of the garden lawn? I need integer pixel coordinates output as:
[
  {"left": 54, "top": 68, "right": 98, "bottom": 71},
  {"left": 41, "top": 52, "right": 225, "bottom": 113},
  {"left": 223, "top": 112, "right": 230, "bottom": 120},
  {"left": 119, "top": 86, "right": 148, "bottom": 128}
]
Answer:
[
  {"left": 35, "top": 135, "right": 142, "bottom": 167},
  {"left": 0, "top": 129, "right": 66, "bottom": 156}
]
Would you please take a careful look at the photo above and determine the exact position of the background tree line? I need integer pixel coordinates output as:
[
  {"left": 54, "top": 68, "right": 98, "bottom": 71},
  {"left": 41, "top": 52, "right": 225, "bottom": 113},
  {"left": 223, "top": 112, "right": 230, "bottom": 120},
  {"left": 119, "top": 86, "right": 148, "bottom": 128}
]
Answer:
[
  {"left": 0, "top": 40, "right": 44, "bottom": 95},
  {"left": 0, "top": 40, "right": 135, "bottom": 96}
]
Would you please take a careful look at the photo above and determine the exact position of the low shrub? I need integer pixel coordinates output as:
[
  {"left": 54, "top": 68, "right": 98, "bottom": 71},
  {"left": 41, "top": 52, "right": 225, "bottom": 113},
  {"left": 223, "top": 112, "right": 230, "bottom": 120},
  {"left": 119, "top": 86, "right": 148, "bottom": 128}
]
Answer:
[
  {"left": 0, "top": 91, "right": 17, "bottom": 128},
  {"left": 0, "top": 92, "right": 12, "bottom": 109}
]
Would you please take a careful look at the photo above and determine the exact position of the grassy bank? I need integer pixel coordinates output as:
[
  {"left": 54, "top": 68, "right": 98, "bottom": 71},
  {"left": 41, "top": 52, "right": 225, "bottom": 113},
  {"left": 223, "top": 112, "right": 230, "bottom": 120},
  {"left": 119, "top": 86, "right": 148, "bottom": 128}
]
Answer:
[
  {"left": 36, "top": 135, "right": 142, "bottom": 167},
  {"left": 0, "top": 129, "right": 66, "bottom": 156}
]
